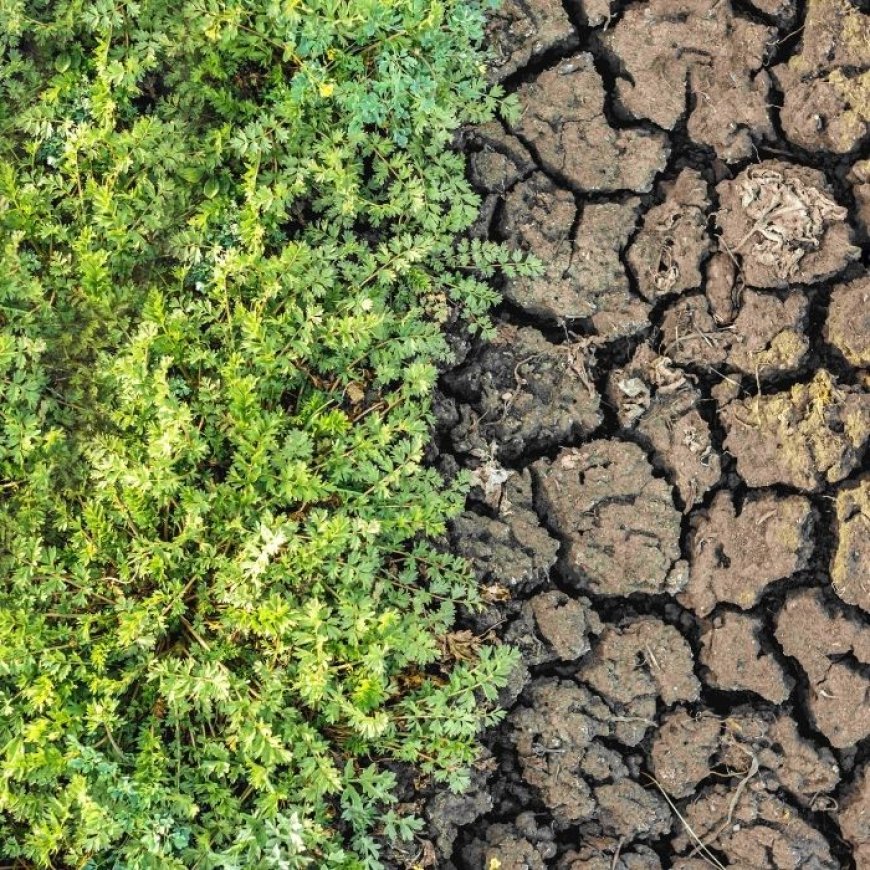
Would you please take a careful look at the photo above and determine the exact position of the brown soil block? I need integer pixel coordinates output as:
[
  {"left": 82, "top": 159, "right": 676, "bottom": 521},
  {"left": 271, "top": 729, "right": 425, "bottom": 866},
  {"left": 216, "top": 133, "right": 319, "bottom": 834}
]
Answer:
[
  {"left": 721, "top": 370, "right": 869, "bottom": 491},
  {"left": 510, "top": 53, "right": 670, "bottom": 192},
  {"left": 603, "top": 0, "right": 775, "bottom": 159},
  {"left": 534, "top": 441, "right": 686, "bottom": 597}
]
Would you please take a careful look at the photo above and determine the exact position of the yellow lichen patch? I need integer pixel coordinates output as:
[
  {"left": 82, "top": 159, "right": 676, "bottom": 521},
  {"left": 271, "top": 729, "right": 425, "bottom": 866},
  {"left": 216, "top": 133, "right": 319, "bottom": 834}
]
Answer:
[
  {"left": 723, "top": 370, "right": 869, "bottom": 491},
  {"left": 754, "top": 329, "right": 809, "bottom": 372},
  {"left": 828, "top": 69, "right": 870, "bottom": 145}
]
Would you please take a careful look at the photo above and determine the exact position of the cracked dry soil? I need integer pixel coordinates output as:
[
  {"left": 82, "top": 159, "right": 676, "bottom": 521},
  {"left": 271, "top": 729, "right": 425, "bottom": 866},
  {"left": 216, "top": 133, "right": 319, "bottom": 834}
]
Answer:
[{"left": 391, "top": 0, "right": 870, "bottom": 867}]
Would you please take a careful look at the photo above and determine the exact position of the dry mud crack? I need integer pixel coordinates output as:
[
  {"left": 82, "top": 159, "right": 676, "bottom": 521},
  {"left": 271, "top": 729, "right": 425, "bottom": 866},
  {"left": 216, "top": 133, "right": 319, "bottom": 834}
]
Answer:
[{"left": 394, "top": 0, "right": 870, "bottom": 867}]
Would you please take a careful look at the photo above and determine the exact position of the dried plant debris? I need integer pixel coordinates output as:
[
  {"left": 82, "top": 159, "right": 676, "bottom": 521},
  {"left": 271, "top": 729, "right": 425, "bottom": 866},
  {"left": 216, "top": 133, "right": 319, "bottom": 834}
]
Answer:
[
  {"left": 825, "top": 273, "right": 870, "bottom": 367},
  {"left": 716, "top": 161, "right": 859, "bottom": 287},
  {"left": 445, "top": 323, "right": 602, "bottom": 460},
  {"left": 699, "top": 612, "right": 793, "bottom": 702},
  {"left": 534, "top": 441, "right": 685, "bottom": 597},
  {"left": 510, "top": 53, "right": 670, "bottom": 192},
  {"left": 680, "top": 490, "right": 815, "bottom": 617},
  {"left": 773, "top": 0, "right": 870, "bottom": 152},
  {"left": 627, "top": 169, "right": 713, "bottom": 301},
  {"left": 830, "top": 475, "right": 870, "bottom": 613},
  {"left": 450, "top": 469, "right": 559, "bottom": 593},
  {"left": 603, "top": 0, "right": 775, "bottom": 159},
  {"left": 486, "top": 0, "right": 577, "bottom": 82},
  {"left": 775, "top": 588, "right": 870, "bottom": 748},
  {"left": 721, "top": 370, "right": 870, "bottom": 491}
]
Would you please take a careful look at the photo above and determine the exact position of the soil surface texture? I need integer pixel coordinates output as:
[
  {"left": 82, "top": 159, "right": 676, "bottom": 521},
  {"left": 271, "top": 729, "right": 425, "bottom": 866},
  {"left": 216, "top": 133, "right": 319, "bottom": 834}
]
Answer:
[{"left": 396, "top": 0, "right": 870, "bottom": 866}]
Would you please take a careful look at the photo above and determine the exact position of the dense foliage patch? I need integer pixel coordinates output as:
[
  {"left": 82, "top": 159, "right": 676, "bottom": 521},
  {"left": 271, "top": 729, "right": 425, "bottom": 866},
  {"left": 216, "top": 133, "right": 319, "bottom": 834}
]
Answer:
[{"left": 0, "top": 1, "right": 530, "bottom": 865}]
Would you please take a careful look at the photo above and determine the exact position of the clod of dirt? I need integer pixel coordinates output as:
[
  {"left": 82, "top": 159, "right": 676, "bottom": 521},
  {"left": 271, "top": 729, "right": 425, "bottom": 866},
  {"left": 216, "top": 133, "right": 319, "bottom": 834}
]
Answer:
[
  {"left": 595, "top": 780, "right": 672, "bottom": 841},
  {"left": 468, "top": 123, "right": 536, "bottom": 193},
  {"left": 425, "top": 762, "right": 495, "bottom": 859},
  {"left": 576, "top": 0, "right": 616, "bottom": 28},
  {"left": 715, "top": 161, "right": 859, "bottom": 288},
  {"left": 680, "top": 490, "right": 815, "bottom": 617},
  {"left": 791, "top": 0, "right": 869, "bottom": 68},
  {"left": 774, "top": 70, "right": 870, "bottom": 154},
  {"left": 607, "top": 354, "right": 720, "bottom": 511},
  {"left": 578, "top": 618, "right": 701, "bottom": 746},
  {"left": 699, "top": 611, "right": 793, "bottom": 702},
  {"left": 509, "top": 680, "right": 625, "bottom": 825},
  {"left": 510, "top": 679, "right": 675, "bottom": 839},
  {"left": 504, "top": 590, "right": 603, "bottom": 667},
  {"left": 705, "top": 252, "right": 741, "bottom": 326},
  {"left": 773, "top": 0, "right": 870, "bottom": 152},
  {"left": 498, "top": 172, "right": 577, "bottom": 318},
  {"left": 510, "top": 53, "right": 670, "bottom": 192},
  {"left": 719, "top": 711, "right": 840, "bottom": 805},
  {"left": 568, "top": 202, "right": 652, "bottom": 338},
  {"left": 831, "top": 476, "right": 870, "bottom": 613},
  {"left": 710, "top": 376, "right": 742, "bottom": 410},
  {"left": 825, "top": 274, "right": 870, "bottom": 367},
  {"left": 530, "top": 590, "right": 603, "bottom": 661},
  {"left": 650, "top": 709, "right": 722, "bottom": 799},
  {"left": 445, "top": 323, "right": 602, "bottom": 461},
  {"left": 461, "top": 823, "right": 551, "bottom": 870},
  {"left": 841, "top": 765, "right": 870, "bottom": 868},
  {"left": 775, "top": 588, "right": 870, "bottom": 748},
  {"left": 636, "top": 389, "right": 720, "bottom": 513},
  {"left": 671, "top": 786, "right": 838, "bottom": 868},
  {"left": 848, "top": 158, "right": 870, "bottom": 238},
  {"left": 486, "top": 0, "right": 577, "bottom": 82},
  {"left": 558, "top": 843, "right": 662, "bottom": 869},
  {"left": 660, "top": 289, "right": 810, "bottom": 378},
  {"left": 726, "top": 290, "right": 810, "bottom": 376},
  {"left": 721, "top": 370, "right": 870, "bottom": 491},
  {"left": 651, "top": 708, "right": 840, "bottom": 805},
  {"left": 602, "top": 0, "right": 775, "bottom": 160},
  {"left": 499, "top": 175, "right": 650, "bottom": 334},
  {"left": 627, "top": 169, "right": 713, "bottom": 301},
  {"left": 450, "top": 469, "right": 559, "bottom": 593},
  {"left": 533, "top": 441, "right": 685, "bottom": 597}
]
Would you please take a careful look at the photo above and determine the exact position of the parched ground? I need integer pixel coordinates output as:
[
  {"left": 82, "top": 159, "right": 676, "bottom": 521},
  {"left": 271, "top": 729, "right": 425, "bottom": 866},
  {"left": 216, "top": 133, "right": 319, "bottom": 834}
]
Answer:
[{"left": 395, "top": 0, "right": 870, "bottom": 866}]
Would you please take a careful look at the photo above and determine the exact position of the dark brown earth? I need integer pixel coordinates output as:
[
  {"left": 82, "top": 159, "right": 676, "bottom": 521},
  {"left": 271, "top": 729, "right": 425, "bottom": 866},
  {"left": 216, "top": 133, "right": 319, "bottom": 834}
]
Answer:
[{"left": 397, "top": 0, "right": 870, "bottom": 866}]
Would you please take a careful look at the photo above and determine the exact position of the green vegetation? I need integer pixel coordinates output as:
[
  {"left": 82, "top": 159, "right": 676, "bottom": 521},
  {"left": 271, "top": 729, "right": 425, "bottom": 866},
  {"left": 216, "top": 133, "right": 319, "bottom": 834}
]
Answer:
[{"left": 0, "top": 1, "right": 531, "bottom": 865}]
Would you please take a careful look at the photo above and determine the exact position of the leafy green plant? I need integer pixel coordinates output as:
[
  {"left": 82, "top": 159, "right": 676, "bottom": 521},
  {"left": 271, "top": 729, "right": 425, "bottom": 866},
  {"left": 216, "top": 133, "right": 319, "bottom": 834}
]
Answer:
[{"left": 0, "top": 0, "right": 533, "bottom": 866}]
